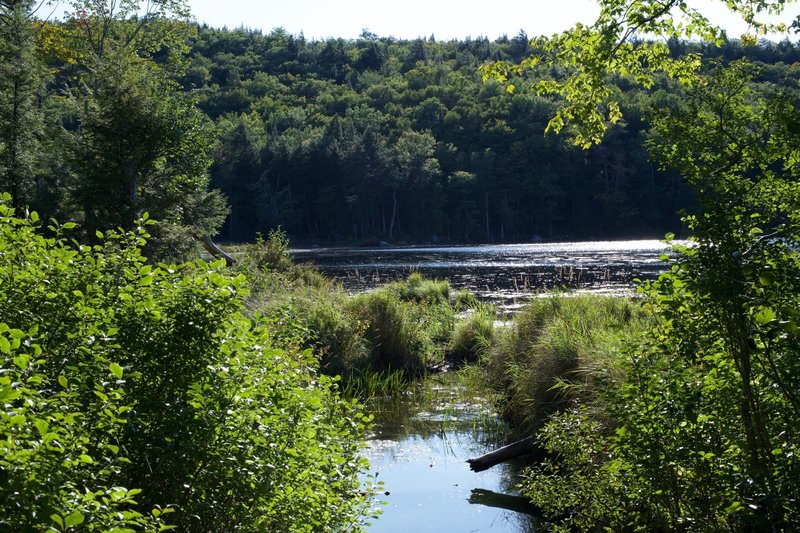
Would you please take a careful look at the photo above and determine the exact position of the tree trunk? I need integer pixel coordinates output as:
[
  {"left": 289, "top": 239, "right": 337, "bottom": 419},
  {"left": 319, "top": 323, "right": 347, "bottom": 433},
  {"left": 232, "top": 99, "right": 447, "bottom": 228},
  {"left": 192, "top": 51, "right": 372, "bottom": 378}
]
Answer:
[
  {"left": 389, "top": 186, "right": 398, "bottom": 240},
  {"left": 467, "top": 436, "right": 543, "bottom": 472},
  {"left": 192, "top": 232, "right": 236, "bottom": 267}
]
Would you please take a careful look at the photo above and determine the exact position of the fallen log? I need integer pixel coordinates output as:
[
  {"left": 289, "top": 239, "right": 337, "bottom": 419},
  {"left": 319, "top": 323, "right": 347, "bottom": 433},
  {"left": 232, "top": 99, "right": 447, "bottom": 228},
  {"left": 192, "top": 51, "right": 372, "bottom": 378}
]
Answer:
[
  {"left": 466, "top": 436, "right": 542, "bottom": 472},
  {"left": 192, "top": 232, "right": 237, "bottom": 267},
  {"left": 468, "top": 488, "right": 540, "bottom": 516}
]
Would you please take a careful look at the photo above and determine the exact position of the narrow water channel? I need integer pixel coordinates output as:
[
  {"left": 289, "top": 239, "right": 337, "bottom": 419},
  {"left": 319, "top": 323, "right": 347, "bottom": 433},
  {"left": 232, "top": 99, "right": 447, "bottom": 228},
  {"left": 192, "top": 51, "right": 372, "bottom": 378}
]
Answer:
[
  {"left": 303, "top": 241, "right": 672, "bottom": 530},
  {"left": 362, "top": 378, "right": 538, "bottom": 532}
]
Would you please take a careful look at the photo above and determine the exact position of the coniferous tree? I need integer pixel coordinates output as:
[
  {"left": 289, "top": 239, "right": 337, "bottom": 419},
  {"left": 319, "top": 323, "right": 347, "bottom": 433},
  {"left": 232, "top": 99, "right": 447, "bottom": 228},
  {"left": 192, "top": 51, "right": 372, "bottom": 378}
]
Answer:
[{"left": 0, "top": 0, "right": 44, "bottom": 211}]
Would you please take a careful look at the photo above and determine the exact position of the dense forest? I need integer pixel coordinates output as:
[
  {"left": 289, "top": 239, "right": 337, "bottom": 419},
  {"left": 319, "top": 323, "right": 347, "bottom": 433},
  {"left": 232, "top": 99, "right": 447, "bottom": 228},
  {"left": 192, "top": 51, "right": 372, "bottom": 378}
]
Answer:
[
  {"left": 191, "top": 29, "right": 800, "bottom": 244},
  {"left": 6, "top": 12, "right": 800, "bottom": 247}
]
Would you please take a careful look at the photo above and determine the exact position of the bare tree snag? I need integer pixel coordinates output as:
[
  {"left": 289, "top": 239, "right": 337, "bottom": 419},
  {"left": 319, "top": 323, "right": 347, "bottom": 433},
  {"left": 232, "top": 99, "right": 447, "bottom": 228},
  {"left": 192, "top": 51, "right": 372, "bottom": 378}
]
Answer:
[{"left": 192, "top": 232, "right": 236, "bottom": 266}]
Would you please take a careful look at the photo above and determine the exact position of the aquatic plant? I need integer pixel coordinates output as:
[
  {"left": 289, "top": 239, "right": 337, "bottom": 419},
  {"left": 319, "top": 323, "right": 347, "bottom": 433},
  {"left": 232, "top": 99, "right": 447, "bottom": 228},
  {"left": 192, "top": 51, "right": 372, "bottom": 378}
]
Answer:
[{"left": 484, "top": 293, "right": 648, "bottom": 435}]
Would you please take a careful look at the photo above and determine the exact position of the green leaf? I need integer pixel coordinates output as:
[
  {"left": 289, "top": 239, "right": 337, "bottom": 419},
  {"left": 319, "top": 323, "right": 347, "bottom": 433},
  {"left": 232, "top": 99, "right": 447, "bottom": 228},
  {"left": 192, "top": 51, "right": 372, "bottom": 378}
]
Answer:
[
  {"left": 0, "top": 335, "right": 9, "bottom": 354},
  {"left": 0, "top": 386, "right": 21, "bottom": 402},
  {"left": 755, "top": 307, "right": 776, "bottom": 325},
  {"left": 13, "top": 354, "right": 29, "bottom": 370},
  {"left": 50, "top": 514, "right": 65, "bottom": 529},
  {"left": 110, "top": 362, "right": 124, "bottom": 379},
  {"left": 35, "top": 419, "right": 49, "bottom": 436},
  {"left": 65, "top": 511, "right": 84, "bottom": 528},
  {"left": 58, "top": 375, "right": 68, "bottom": 388}
]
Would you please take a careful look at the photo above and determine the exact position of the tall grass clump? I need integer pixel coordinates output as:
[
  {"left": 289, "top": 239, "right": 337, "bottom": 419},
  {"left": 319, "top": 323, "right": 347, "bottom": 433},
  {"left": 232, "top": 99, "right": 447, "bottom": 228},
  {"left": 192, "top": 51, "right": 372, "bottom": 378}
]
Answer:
[
  {"left": 346, "top": 290, "right": 434, "bottom": 374},
  {"left": 233, "top": 241, "right": 468, "bottom": 394},
  {"left": 337, "top": 274, "right": 460, "bottom": 378},
  {"left": 485, "top": 294, "right": 648, "bottom": 435},
  {"left": 448, "top": 305, "right": 496, "bottom": 365},
  {"left": 388, "top": 272, "right": 450, "bottom": 304}
]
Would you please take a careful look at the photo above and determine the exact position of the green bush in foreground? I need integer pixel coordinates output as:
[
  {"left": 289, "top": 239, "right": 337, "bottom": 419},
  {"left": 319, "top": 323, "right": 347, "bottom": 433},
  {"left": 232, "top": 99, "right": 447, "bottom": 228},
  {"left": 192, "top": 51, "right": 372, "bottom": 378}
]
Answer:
[
  {"left": 519, "top": 63, "right": 800, "bottom": 531},
  {"left": 0, "top": 195, "right": 373, "bottom": 531}
]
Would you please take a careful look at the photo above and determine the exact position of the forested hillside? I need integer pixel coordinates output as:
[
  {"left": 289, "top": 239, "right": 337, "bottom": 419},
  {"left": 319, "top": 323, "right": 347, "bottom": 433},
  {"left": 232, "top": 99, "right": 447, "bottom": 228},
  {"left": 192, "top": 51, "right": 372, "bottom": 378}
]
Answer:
[
  {"left": 187, "top": 28, "right": 800, "bottom": 244},
  {"left": 5, "top": 14, "right": 800, "bottom": 248}
]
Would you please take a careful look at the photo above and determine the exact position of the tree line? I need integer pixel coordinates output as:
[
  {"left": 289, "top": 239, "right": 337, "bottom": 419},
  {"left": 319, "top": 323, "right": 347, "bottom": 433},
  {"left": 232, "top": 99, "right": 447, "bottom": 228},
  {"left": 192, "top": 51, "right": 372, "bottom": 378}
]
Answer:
[
  {"left": 3, "top": 3, "right": 800, "bottom": 253},
  {"left": 191, "top": 27, "right": 800, "bottom": 244}
]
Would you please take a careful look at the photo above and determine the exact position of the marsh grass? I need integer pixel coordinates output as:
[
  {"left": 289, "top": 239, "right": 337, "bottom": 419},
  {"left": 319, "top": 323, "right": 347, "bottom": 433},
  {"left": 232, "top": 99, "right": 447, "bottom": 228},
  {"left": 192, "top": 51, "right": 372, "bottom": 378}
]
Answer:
[
  {"left": 387, "top": 272, "right": 450, "bottom": 304},
  {"left": 485, "top": 293, "right": 650, "bottom": 435},
  {"left": 340, "top": 368, "right": 410, "bottom": 399},
  {"left": 234, "top": 241, "right": 469, "bottom": 393},
  {"left": 448, "top": 304, "right": 496, "bottom": 365}
]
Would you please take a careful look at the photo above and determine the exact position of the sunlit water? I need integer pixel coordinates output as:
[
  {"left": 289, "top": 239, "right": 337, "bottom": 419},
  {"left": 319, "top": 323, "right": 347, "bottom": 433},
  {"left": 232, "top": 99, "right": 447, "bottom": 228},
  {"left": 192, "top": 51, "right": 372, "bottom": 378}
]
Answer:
[
  {"left": 292, "top": 240, "right": 673, "bottom": 313},
  {"left": 361, "top": 381, "right": 538, "bottom": 532},
  {"left": 294, "top": 242, "right": 675, "bottom": 531}
]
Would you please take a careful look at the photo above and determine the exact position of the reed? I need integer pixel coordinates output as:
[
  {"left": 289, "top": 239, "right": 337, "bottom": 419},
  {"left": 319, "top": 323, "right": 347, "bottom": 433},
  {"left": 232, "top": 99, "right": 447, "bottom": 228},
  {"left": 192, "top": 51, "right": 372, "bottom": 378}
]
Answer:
[
  {"left": 448, "top": 304, "right": 496, "bottom": 365},
  {"left": 483, "top": 293, "right": 650, "bottom": 436}
]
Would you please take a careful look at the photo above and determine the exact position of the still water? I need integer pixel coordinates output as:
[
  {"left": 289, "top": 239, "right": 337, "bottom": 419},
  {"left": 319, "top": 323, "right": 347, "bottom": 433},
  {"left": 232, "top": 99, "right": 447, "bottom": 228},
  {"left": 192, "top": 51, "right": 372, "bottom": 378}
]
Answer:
[
  {"left": 362, "top": 380, "right": 538, "bottom": 533},
  {"left": 292, "top": 240, "right": 672, "bottom": 313}
]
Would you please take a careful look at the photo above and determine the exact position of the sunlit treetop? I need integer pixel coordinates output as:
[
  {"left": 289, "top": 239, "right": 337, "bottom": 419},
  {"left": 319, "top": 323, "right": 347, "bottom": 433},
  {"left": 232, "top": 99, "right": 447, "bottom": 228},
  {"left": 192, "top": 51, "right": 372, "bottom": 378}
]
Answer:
[
  {"left": 482, "top": 0, "right": 798, "bottom": 148},
  {"left": 33, "top": 0, "right": 195, "bottom": 67}
]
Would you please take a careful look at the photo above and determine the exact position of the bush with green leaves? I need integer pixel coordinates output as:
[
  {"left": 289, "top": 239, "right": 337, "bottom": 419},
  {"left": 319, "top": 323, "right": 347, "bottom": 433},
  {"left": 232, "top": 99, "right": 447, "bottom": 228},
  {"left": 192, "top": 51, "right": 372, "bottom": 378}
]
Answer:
[
  {"left": 518, "top": 62, "right": 800, "bottom": 531},
  {"left": 0, "top": 194, "right": 374, "bottom": 531}
]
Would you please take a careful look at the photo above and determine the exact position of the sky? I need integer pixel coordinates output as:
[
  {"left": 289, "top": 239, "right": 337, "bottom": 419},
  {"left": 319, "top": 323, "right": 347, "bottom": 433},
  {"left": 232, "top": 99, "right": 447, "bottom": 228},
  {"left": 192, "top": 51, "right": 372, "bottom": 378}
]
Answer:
[
  {"left": 184, "top": 0, "right": 798, "bottom": 41},
  {"left": 41, "top": 0, "right": 799, "bottom": 42}
]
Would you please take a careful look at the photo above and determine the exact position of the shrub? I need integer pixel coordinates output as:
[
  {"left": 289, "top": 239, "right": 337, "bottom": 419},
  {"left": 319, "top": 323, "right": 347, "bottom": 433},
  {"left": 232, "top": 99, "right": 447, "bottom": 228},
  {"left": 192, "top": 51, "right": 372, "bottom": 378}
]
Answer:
[{"left": 0, "top": 197, "right": 373, "bottom": 531}]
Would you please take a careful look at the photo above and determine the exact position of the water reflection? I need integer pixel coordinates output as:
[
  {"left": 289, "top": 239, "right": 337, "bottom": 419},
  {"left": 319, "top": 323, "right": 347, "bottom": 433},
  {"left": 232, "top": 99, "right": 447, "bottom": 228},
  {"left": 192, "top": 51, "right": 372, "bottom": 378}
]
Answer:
[
  {"left": 292, "top": 241, "right": 672, "bottom": 310},
  {"left": 362, "top": 379, "right": 540, "bottom": 532}
]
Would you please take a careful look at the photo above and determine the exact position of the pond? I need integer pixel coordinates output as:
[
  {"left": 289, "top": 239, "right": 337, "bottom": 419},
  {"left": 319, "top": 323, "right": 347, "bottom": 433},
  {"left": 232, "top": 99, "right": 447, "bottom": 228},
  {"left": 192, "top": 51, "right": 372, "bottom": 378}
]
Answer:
[
  {"left": 292, "top": 240, "right": 672, "bottom": 313},
  {"left": 295, "top": 241, "right": 675, "bottom": 531},
  {"left": 362, "top": 378, "right": 539, "bottom": 532}
]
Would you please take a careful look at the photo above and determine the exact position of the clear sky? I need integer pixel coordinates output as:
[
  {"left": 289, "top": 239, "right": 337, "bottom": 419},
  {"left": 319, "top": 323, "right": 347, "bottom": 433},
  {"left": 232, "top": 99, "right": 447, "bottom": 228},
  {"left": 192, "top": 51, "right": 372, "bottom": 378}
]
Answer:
[
  {"left": 184, "top": 0, "right": 798, "bottom": 41},
  {"left": 42, "top": 0, "right": 799, "bottom": 42}
]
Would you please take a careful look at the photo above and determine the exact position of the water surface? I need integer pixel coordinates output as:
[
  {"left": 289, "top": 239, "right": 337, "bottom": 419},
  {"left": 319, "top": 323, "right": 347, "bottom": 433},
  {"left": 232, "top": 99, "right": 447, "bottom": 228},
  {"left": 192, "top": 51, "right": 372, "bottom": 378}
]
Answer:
[
  {"left": 293, "top": 240, "right": 672, "bottom": 311},
  {"left": 362, "top": 381, "right": 538, "bottom": 532}
]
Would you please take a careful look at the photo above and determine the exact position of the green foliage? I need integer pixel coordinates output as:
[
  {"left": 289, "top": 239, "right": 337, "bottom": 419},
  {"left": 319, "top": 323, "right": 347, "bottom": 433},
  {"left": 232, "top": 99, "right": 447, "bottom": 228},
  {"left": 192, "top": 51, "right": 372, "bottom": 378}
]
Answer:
[
  {"left": 346, "top": 290, "right": 438, "bottom": 374},
  {"left": 485, "top": 294, "right": 647, "bottom": 436},
  {"left": 385, "top": 272, "right": 450, "bottom": 304},
  {"left": 65, "top": 44, "right": 224, "bottom": 258},
  {"left": 517, "top": 58, "right": 800, "bottom": 531},
  {"left": 482, "top": 0, "right": 793, "bottom": 147},
  {"left": 0, "top": 0, "right": 45, "bottom": 211},
  {"left": 234, "top": 227, "right": 293, "bottom": 277},
  {"left": 193, "top": 25, "right": 713, "bottom": 243},
  {"left": 0, "top": 194, "right": 373, "bottom": 531},
  {"left": 448, "top": 305, "right": 496, "bottom": 364}
]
